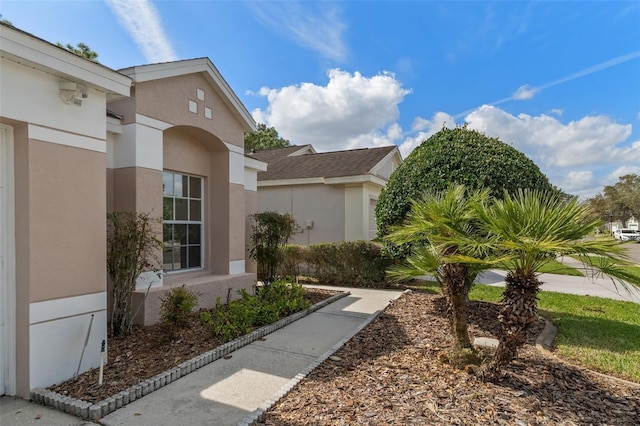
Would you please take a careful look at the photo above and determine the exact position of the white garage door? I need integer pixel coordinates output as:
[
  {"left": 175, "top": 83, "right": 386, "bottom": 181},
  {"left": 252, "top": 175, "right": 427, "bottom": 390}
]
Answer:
[{"left": 0, "top": 124, "right": 16, "bottom": 395}]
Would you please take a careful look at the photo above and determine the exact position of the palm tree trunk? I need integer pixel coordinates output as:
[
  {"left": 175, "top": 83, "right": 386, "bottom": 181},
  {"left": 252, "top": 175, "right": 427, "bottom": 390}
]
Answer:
[
  {"left": 440, "top": 263, "right": 477, "bottom": 365},
  {"left": 481, "top": 270, "right": 540, "bottom": 379},
  {"left": 444, "top": 280, "right": 472, "bottom": 351}
]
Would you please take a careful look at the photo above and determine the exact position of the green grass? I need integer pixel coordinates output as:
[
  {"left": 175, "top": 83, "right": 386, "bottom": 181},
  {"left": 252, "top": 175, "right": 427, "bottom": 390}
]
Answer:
[
  {"left": 468, "top": 284, "right": 640, "bottom": 383},
  {"left": 498, "top": 259, "right": 584, "bottom": 276},
  {"left": 410, "top": 280, "right": 640, "bottom": 382}
]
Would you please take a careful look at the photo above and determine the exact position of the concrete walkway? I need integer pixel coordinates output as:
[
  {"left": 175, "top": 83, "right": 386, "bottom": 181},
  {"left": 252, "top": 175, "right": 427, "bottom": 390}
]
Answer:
[
  {"left": 1, "top": 286, "right": 405, "bottom": 426},
  {"left": 477, "top": 257, "right": 640, "bottom": 304},
  {"left": 2, "top": 270, "right": 638, "bottom": 426}
]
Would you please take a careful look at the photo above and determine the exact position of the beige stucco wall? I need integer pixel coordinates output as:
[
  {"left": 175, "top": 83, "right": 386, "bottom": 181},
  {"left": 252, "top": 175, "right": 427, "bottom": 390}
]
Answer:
[
  {"left": 12, "top": 122, "right": 30, "bottom": 397},
  {"left": 114, "top": 74, "right": 246, "bottom": 149},
  {"left": 111, "top": 167, "right": 163, "bottom": 215},
  {"left": 10, "top": 126, "right": 108, "bottom": 396},
  {"left": 27, "top": 139, "right": 106, "bottom": 301},
  {"left": 258, "top": 184, "right": 346, "bottom": 245},
  {"left": 162, "top": 126, "right": 233, "bottom": 277}
]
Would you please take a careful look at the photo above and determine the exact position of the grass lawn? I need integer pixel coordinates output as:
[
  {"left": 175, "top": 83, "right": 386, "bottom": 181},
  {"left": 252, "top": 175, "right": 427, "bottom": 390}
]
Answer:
[
  {"left": 499, "top": 258, "right": 584, "bottom": 276},
  {"left": 470, "top": 284, "right": 640, "bottom": 383},
  {"left": 414, "top": 280, "right": 640, "bottom": 383}
]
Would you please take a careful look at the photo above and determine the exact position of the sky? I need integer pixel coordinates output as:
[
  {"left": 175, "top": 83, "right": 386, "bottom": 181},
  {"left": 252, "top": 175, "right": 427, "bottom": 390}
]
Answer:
[{"left": 2, "top": 0, "right": 639, "bottom": 199}]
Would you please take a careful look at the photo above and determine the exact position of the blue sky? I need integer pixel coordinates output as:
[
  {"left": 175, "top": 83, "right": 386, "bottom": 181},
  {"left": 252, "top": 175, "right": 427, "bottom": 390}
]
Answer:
[{"left": 2, "top": 0, "right": 639, "bottom": 198}]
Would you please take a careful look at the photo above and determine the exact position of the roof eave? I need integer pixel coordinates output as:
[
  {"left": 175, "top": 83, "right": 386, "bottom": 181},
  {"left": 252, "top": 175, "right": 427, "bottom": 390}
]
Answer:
[{"left": 0, "top": 24, "right": 131, "bottom": 98}]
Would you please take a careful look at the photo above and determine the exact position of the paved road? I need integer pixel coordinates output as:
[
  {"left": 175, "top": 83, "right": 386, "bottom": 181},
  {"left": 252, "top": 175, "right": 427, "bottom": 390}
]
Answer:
[{"left": 622, "top": 241, "right": 640, "bottom": 264}]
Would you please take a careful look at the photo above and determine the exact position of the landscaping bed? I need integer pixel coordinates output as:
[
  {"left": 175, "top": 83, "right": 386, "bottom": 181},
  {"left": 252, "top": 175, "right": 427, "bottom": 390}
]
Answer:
[
  {"left": 260, "top": 290, "right": 640, "bottom": 425},
  {"left": 48, "top": 288, "right": 337, "bottom": 404}
]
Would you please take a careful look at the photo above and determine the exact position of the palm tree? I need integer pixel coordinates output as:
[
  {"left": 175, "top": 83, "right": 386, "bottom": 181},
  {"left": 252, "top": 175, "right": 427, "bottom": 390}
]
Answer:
[
  {"left": 385, "top": 185, "right": 497, "bottom": 364},
  {"left": 475, "top": 189, "right": 640, "bottom": 379}
]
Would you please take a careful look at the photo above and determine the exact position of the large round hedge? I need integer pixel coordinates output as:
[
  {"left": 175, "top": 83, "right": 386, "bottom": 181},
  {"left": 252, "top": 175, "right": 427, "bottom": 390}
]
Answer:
[{"left": 376, "top": 126, "right": 554, "bottom": 243}]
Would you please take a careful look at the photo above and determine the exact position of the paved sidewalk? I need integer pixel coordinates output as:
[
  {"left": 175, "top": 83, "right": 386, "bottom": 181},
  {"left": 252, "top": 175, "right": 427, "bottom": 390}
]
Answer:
[
  {"left": 477, "top": 257, "right": 640, "bottom": 304},
  {"left": 1, "top": 286, "right": 405, "bottom": 426}
]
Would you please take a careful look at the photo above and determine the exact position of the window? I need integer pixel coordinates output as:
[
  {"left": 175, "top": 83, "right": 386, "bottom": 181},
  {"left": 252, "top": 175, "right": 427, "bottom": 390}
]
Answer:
[{"left": 163, "top": 171, "right": 203, "bottom": 272}]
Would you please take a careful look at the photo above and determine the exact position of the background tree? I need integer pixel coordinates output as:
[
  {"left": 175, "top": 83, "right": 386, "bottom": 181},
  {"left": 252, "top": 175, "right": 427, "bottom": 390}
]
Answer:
[
  {"left": 0, "top": 14, "right": 13, "bottom": 25},
  {"left": 475, "top": 189, "right": 640, "bottom": 379},
  {"left": 588, "top": 174, "right": 640, "bottom": 227},
  {"left": 376, "top": 126, "right": 555, "bottom": 257},
  {"left": 245, "top": 123, "right": 291, "bottom": 152},
  {"left": 56, "top": 42, "right": 99, "bottom": 62}
]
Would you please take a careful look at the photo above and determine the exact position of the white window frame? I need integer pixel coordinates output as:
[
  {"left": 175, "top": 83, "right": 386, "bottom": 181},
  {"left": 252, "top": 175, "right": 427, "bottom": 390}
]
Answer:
[{"left": 162, "top": 171, "right": 204, "bottom": 273}]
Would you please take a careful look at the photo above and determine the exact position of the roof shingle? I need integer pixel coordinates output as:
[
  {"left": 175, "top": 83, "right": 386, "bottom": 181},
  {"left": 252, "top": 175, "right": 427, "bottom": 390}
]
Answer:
[{"left": 252, "top": 145, "right": 397, "bottom": 181}]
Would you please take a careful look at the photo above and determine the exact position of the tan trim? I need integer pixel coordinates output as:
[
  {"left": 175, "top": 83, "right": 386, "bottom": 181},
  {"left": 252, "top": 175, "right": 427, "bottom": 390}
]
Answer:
[
  {"left": 258, "top": 177, "right": 325, "bottom": 187},
  {"left": 258, "top": 174, "right": 387, "bottom": 187}
]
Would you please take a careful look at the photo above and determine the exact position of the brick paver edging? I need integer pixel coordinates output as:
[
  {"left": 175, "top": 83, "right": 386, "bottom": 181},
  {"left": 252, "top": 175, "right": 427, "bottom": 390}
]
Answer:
[
  {"left": 30, "top": 291, "right": 350, "bottom": 421},
  {"left": 238, "top": 289, "right": 412, "bottom": 426}
]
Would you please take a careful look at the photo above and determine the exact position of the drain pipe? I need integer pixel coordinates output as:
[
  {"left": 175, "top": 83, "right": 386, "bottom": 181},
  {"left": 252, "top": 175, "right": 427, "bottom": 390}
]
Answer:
[{"left": 75, "top": 314, "right": 94, "bottom": 377}]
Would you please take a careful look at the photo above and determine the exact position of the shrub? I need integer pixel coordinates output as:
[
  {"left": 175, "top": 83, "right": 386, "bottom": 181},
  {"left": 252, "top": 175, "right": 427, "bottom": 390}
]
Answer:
[
  {"left": 249, "top": 211, "right": 298, "bottom": 283},
  {"left": 160, "top": 285, "right": 198, "bottom": 328},
  {"left": 286, "top": 241, "right": 391, "bottom": 287},
  {"left": 107, "top": 211, "right": 162, "bottom": 337},
  {"left": 375, "top": 126, "right": 555, "bottom": 257},
  {"left": 199, "top": 281, "right": 311, "bottom": 340}
]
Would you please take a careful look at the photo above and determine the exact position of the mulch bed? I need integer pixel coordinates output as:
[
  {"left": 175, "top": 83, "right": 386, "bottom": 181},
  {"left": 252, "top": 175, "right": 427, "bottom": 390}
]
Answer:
[
  {"left": 49, "top": 288, "right": 640, "bottom": 425},
  {"left": 260, "top": 290, "right": 640, "bottom": 426},
  {"left": 49, "top": 288, "right": 336, "bottom": 403}
]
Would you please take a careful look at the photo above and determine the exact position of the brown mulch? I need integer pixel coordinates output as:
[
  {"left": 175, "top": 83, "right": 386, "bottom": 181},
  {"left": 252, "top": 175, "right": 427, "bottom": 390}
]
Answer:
[
  {"left": 49, "top": 288, "right": 336, "bottom": 403},
  {"left": 49, "top": 288, "right": 640, "bottom": 425},
  {"left": 261, "top": 291, "right": 640, "bottom": 426}
]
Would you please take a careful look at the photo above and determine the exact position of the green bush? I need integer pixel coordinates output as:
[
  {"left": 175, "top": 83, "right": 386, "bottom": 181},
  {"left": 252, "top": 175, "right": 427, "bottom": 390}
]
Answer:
[
  {"left": 286, "top": 241, "right": 391, "bottom": 287},
  {"left": 199, "top": 281, "right": 311, "bottom": 340},
  {"left": 277, "top": 244, "right": 308, "bottom": 278},
  {"left": 249, "top": 211, "right": 298, "bottom": 283},
  {"left": 376, "top": 126, "right": 556, "bottom": 257},
  {"left": 107, "top": 211, "right": 162, "bottom": 337},
  {"left": 160, "top": 285, "right": 198, "bottom": 328}
]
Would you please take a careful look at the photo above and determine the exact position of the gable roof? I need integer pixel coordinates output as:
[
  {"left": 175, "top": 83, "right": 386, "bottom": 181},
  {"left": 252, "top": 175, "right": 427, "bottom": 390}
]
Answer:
[
  {"left": 118, "top": 58, "right": 255, "bottom": 132},
  {"left": 249, "top": 145, "right": 315, "bottom": 164},
  {"left": 254, "top": 145, "right": 398, "bottom": 181}
]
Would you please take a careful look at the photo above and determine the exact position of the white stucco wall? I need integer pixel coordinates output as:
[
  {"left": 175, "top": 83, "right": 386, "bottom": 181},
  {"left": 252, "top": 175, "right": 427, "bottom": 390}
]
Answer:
[{"left": 0, "top": 59, "right": 108, "bottom": 141}]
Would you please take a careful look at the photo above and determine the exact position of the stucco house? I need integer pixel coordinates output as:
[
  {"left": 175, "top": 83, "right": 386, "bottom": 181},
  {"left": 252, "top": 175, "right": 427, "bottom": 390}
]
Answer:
[
  {"left": 0, "top": 23, "right": 263, "bottom": 397},
  {"left": 251, "top": 145, "right": 402, "bottom": 244}
]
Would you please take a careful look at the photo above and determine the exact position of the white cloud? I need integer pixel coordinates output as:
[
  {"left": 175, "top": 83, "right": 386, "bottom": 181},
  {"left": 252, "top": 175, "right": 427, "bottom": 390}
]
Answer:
[
  {"left": 550, "top": 108, "right": 563, "bottom": 116},
  {"left": 561, "top": 171, "right": 595, "bottom": 193},
  {"left": 106, "top": 0, "right": 177, "bottom": 63},
  {"left": 249, "top": 1, "right": 347, "bottom": 62},
  {"left": 399, "top": 112, "right": 456, "bottom": 158},
  {"left": 483, "top": 50, "right": 640, "bottom": 110},
  {"left": 252, "top": 67, "right": 637, "bottom": 199},
  {"left": 252, "top": 69, "right": 411, "bottom": 152},
  {"left": 464, "top": 105, "right": 637, "bottom": 168},
  {"left": 606, "top": 165, "right": 640, "bottom": 183},
  {"left": 512, "top": 84, "right": 539, "bottom": 100}
]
